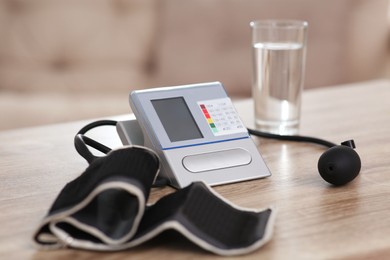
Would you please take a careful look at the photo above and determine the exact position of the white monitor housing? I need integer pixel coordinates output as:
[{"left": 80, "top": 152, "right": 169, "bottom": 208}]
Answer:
[{"left": 117, "top": 82, "right": 271, "bottom": 188}]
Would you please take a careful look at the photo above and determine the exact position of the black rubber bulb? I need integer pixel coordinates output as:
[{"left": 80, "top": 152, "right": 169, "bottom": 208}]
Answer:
[{"left": 317, "top": 145, "right": 361, "bottom": 186}]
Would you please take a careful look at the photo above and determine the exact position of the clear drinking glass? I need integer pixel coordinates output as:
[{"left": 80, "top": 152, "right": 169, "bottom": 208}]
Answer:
[{"left": 250, "top": 20, "right": 308, "bottom": 135}]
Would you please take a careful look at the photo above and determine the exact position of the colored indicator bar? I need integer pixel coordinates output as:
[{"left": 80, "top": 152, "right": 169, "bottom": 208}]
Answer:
[{"left": 200, "top": 103, "right": 218, "bottom": 133}]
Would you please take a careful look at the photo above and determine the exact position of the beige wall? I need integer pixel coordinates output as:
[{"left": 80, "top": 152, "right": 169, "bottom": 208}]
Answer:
[
  {"left": 153, "top": 0, "right": 389, "bottom": 96},
  {"left": 0, "top": 0, "right": 389, "bottom": 129}
]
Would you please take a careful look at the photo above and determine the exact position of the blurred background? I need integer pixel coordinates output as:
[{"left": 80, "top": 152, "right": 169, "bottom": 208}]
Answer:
[{"left": 1, "top": 0, "right": 389, "bottom": 130}]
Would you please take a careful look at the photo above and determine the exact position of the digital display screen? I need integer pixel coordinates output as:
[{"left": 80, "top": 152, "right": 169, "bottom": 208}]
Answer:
[{"left": 152, "top": 97, "right": 203, "bottom": 142}]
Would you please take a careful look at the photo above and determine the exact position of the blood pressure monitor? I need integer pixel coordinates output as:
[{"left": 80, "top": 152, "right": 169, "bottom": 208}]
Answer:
[{"left": 118, "top": 82, "right": 271, "bottom": 188}]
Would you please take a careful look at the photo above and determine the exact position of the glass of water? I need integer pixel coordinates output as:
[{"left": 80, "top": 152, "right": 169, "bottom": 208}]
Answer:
[{"left": 250, "top": 20, "right": 308, "bottom": 135}]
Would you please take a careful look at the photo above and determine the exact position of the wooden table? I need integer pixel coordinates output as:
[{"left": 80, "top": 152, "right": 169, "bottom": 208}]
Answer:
[{"left": 1, "top": 80, "right": 390, "bottom": 259}]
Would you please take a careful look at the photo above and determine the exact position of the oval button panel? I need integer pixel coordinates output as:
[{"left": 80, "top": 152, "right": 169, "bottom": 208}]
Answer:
[{"left": 182, "top": 148, "right": 252, "bottom": 173}]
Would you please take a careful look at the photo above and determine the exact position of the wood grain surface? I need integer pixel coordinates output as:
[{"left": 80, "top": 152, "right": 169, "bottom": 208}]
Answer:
[{"left": 1, "top": 80, "right": 389, "bottom": 259}]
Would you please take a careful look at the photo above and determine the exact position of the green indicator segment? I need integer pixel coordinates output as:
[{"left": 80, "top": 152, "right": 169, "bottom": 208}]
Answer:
[{"left": 210, "top": 123, "right": 218, "bottom": 133}]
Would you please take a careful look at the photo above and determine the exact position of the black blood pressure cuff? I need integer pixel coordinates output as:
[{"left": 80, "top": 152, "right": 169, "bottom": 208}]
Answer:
[{"left": 33, "top": 146, "right": 275, "bottom": 256}]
